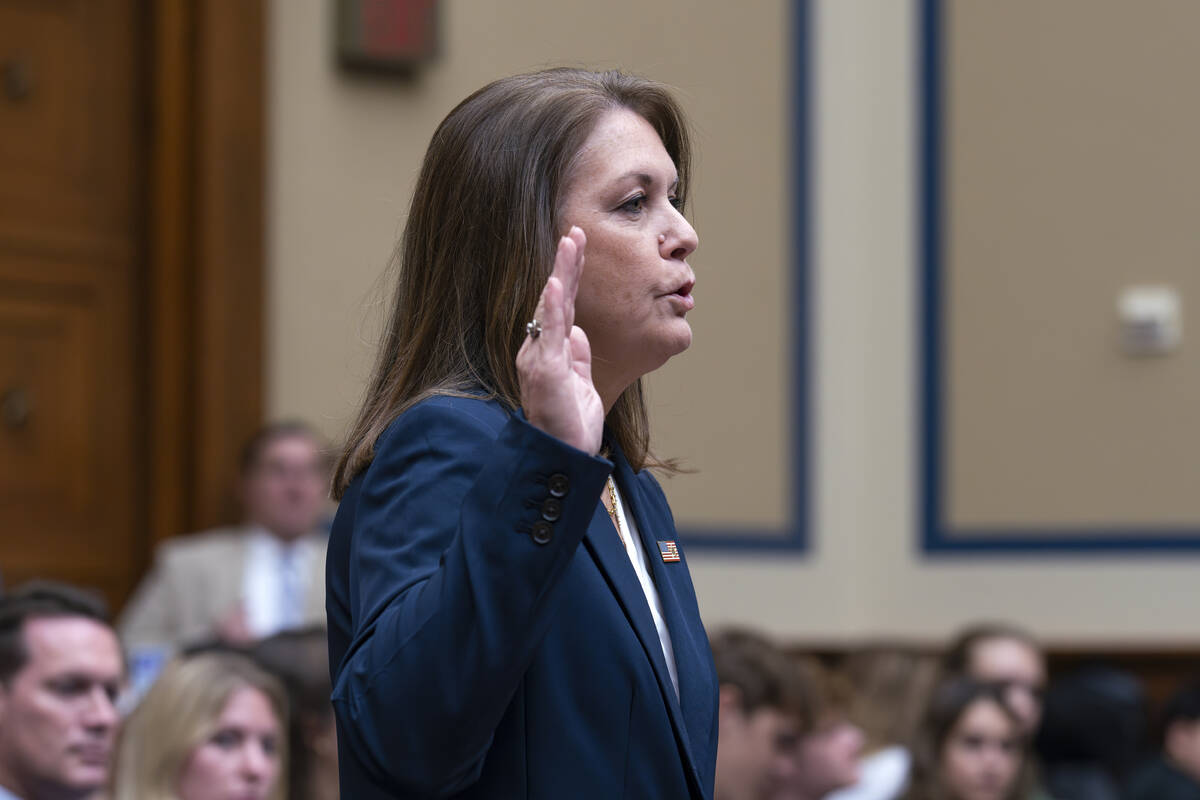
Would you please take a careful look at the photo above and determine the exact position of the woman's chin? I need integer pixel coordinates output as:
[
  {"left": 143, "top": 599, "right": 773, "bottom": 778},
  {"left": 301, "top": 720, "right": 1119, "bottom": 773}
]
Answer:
[{"left": 649, "top": 326, "right": 693, "bottom": 369}]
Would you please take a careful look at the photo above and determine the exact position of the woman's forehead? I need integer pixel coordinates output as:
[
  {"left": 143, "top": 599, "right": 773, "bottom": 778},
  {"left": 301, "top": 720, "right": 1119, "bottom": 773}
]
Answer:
[{"left": 571, "top": 109, "right": 676, "bottom": 184}]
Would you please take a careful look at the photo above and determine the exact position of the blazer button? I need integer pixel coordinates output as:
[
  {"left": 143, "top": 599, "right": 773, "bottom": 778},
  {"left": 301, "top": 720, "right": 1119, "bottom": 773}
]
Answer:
[
  {"left": 547, "top": 473, "right": 570, "bottom": 498},
  {"left": 531, "top": 521, "right": 554, "bottom": 545},
  {"left": 541, "top": 498, "right": 562, "bottom": 522}
]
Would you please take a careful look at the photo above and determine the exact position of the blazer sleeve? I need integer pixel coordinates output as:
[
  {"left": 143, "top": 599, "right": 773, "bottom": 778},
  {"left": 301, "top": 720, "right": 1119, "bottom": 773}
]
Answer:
[{"left": 330, "top": 401, "right": 612, "bottom": 795}]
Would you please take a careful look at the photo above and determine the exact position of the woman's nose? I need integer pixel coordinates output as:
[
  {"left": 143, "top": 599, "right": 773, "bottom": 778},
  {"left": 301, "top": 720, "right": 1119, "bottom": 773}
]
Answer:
[
  {"left": 240, "top": 742, "right": 273, "bottom": 780},
  {"left": 661, "top": 209, "right": 699, "bottom": 260}
]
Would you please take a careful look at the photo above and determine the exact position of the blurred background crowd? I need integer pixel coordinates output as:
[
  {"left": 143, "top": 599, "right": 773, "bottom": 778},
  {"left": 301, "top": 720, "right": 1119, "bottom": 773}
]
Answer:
[{"left": 6, "top": 469, "right": 1200, "bottom": 799}]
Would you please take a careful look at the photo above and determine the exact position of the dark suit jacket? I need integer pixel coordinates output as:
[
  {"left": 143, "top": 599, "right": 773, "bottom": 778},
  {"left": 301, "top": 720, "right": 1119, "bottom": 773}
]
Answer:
[
  {"left": 327, "top": 395, "right": 718, "bottom": 799},
  {"left": 1123, "top": 757, "right": 1200, "bottom": 800}
]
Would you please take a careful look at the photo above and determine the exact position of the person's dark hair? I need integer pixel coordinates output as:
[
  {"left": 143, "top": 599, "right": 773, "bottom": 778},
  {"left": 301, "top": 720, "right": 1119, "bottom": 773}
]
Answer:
[
  {"left": 240, "top": 420, "right": 329, "bottom": 475},
  {"left": 0, "top": 580, "right": 112, "bottom": 685},
  {"left": 1035, "top": 665, "right": 1145, "bottom": 774},
  {"left": 710, "top": 628, "right": 812, "bottom": 728},
  {"left": 250, "top": 628, "right": 333, "bottom": 800},
  {"left": 332, "top": 67, "right": 693, "bottom": 498},
  {"left": 942, "top": 622, "right": 1041, "bottom": 677},
  {"left": 903, "top": 677, "right": 1034, "bottom": 800}
]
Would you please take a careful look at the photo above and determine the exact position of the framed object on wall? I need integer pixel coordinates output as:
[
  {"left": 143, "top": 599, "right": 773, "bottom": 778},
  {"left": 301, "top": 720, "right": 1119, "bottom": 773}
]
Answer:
[
  {"left": 920, "top": 0, "right": 1200, "bottom": 552},
  {"left": 336, "top": 0, "right": 438, "bottom": 72}
]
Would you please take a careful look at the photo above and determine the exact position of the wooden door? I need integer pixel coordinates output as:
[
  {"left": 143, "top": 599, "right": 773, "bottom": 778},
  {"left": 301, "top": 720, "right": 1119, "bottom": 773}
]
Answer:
[
  {"left": 0, "top": 0, "right": 265, "bottom": 614},
  {"left": 0, "top": 0, "right": 144, "bottom": 607}
]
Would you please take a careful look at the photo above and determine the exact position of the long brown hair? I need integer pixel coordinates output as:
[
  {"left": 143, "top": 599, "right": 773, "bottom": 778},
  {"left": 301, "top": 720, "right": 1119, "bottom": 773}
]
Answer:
[
  {"left": 333, "top": 68, "right": 693, "bottom": 498},
  {"left": 902, "top": 678, "right": 1034, "bottom": 800}
]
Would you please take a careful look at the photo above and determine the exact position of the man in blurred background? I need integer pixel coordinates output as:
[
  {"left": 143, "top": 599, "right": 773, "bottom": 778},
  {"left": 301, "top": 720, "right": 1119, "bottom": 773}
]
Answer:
[
  {"left": 711, "top": 628, "right": 810, "bottom": 800},
  {"left": 0, "top": 582, "right": 124, "bottom": 800},
  {"left": 119, "top": 421, "right": 331, "bottom": 655},
  {"left": 1124, "top": 681, "right": 1200, "bottom": 800}
]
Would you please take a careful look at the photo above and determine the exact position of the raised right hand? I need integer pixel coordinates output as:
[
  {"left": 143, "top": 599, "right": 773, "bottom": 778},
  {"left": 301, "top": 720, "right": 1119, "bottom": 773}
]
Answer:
[{"left": 516, "top": 226, "right": 604, "bottom": 455}]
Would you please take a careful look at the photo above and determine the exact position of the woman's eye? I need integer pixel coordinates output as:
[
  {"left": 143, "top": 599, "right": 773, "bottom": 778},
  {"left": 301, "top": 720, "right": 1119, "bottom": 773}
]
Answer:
[
  {"left": 619, "top": 194, "right": 646, "bottom": 214},
  {"left": 668, "top": 195, "right": 682, "bottom": 210},
  {"left": 212, "top": 729, "right": 243, "bottom": 749}
]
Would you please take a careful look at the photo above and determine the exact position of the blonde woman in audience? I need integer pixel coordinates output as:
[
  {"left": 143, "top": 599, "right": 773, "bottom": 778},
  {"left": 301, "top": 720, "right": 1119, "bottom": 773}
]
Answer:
[
  {"left": 828, "top": 648, "right": 941, "bottom": 800},
  {"left": 112, "top": 653, "right": 288, "bottom": 800},
  {"left": 901, "top": 678, "right": 1032, "bottom": 800}
]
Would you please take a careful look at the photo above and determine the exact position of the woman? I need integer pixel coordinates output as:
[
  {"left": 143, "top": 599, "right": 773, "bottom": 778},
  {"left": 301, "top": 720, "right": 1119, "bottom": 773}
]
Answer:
[
  {"left": 772, "top": 657, "right": 865, "bottom": 800},
  {"left": 943, "top": 624, "right": 1047, "bottom": 739},
  {"left": 826, "top": 648, "right": 941, "bottom": 800},
  {"left": 112, "top": 652, "right": 288, "bottom": 800},
  {"left": 902, "top": 679, "right": 1032, "bottom": 800},
  {"left": 326, "top": 68, "right": 717, "bottom": 799}
]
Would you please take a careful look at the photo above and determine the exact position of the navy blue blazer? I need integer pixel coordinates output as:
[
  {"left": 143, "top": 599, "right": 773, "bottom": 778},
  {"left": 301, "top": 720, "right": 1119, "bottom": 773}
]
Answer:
[{"left": 327, "top": 395, "right": 718, "bottom": 799}]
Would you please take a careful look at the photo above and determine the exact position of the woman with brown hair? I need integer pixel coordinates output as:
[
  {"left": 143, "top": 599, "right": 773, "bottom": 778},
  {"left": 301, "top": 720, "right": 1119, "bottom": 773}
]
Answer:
[
  {"left": 902, "top": 678, "right": 1033, "bottom": 800},
  {"left": 326, "top": 68, "right": 715, "bottom": 799}
]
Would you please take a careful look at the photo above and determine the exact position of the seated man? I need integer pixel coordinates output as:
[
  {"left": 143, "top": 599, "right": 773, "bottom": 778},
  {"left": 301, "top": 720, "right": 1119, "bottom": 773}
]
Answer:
[
  {"left": 712, "top": 628, "right": 810, "bottom": 800},
  {"left": 772, "top": 657, "right": 864, "bottom": 800},
  {"left": 1124, "top": 681, "right": 1200, "bottom": 800},
  {"left": 0, "top": 581, "right": 125, "bottom": 800},
  {"left": 120, "top": 421, "right": 330, "bottom": 655}
]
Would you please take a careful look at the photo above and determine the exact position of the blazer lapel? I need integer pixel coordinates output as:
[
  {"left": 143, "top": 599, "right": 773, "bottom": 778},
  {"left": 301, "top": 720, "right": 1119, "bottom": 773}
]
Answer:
[
  {"left": 610, "top": 450, "right": 716, "bottom": 778},
  {"left": 581, "top": 503, "right": 682, "bottom": 713}
]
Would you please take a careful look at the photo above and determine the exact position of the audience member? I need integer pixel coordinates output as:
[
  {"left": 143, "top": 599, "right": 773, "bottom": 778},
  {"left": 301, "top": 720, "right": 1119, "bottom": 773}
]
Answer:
[
  {"left": 772, "top": 657, "right": 864, "bottom": 800},
  {"left": 1123, "top": 680, "right": 1200, "bottom": 800},
  {"left": 943, "top": 624, "right": 1047, "bottom": 738},
  {"left": 902, "top": 678, "right": 1032, "bottom": 800},
  {"left": 827, "top": 648, "right": 940, "bottom": 800},
  {"left": 112, "top": 652, "right": 288, "bottom": 800},
  {"left": 944, "top": 623, "right": 1055, "bottom": 799},
  {"left": 1036, "top": 665, "right": 1144, "bottom": 800},
  {"left": 250, "top": 628, "right": 338, "bottom": 800},
  {"left": 0, "top": 581, "right": 125, "bottom": 800},
  {"left": 712, "top": 629, "right": 810, "bottom": 800},
  {"left": 120, "top": 421, "right": 330, "bottom": 656}
]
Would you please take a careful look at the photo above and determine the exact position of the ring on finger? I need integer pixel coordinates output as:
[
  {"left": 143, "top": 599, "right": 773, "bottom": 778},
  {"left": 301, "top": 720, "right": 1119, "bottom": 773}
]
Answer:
[{"left": 526, "top": 319, "right": 542, "bottom": 339}]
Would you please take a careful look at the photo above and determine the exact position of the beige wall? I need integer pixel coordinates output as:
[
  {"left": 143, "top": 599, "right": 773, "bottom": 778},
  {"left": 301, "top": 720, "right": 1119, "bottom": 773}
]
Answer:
[{"left": 268, "top": 0, "right": 1200, "bottom": 644}]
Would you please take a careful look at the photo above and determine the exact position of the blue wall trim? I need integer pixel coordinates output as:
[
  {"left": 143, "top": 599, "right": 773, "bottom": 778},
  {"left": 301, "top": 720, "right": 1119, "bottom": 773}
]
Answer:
[
  {"left": 683, "top": 0, "right": 811, "bottom": 554},
  {"left": 918, "top": 0, "right": 1200, "bottom": 554}
]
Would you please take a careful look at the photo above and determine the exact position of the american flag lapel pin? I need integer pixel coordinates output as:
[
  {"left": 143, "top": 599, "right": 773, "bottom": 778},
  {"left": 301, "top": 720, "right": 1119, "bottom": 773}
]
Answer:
[{"left": 657, "top": 540, "right": 681, "bottom": 563}]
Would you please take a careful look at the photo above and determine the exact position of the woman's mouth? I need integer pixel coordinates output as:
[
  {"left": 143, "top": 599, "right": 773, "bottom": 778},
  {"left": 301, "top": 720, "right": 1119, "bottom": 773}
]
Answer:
[{"left": 663, "top": 280, "right": 695, "bottom": 311}]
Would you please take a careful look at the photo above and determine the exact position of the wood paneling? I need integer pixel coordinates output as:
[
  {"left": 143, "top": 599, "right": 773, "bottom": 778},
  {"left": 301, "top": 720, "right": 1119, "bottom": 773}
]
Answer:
[
  {"left": 0, "top": 0, "right": 264, "bottom": 612},
  {"left": 0, "top": 0, "right": 142, "bottom": 610}
]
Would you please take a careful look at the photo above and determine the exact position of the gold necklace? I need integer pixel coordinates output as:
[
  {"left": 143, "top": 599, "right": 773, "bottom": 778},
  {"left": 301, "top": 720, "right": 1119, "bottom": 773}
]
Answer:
[{"left": 605, "top": 476, "right": 628, "bottom": 547}]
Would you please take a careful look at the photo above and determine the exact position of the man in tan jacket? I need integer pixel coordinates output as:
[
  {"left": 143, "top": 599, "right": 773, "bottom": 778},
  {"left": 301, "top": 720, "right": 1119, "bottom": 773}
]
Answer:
[{"left": 119, "top": 421, "right": 330, "bottom": 654}]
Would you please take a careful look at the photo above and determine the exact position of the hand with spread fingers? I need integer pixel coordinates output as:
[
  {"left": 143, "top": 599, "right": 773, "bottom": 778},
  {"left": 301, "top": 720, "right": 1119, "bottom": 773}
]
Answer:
[{"left": 517, "top": 226, "right": 604, "bottom": 456}]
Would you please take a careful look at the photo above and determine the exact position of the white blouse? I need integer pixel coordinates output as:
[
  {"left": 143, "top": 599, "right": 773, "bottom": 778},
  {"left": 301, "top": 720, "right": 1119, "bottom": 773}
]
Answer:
[{"left": 608, "top": 479, "right": 680, "bottom": 699}]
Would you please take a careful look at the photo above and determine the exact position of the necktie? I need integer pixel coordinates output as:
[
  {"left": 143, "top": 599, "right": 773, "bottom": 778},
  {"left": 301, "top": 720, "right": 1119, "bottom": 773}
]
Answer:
[{"left": 278, "top": 545, "right": 303, "bottom": 630}]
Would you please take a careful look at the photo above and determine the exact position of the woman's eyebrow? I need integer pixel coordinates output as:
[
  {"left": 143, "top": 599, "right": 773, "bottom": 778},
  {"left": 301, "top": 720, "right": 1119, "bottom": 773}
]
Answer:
[{"left": 614, "top": 171, "right": 680, "bottom": 190}]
